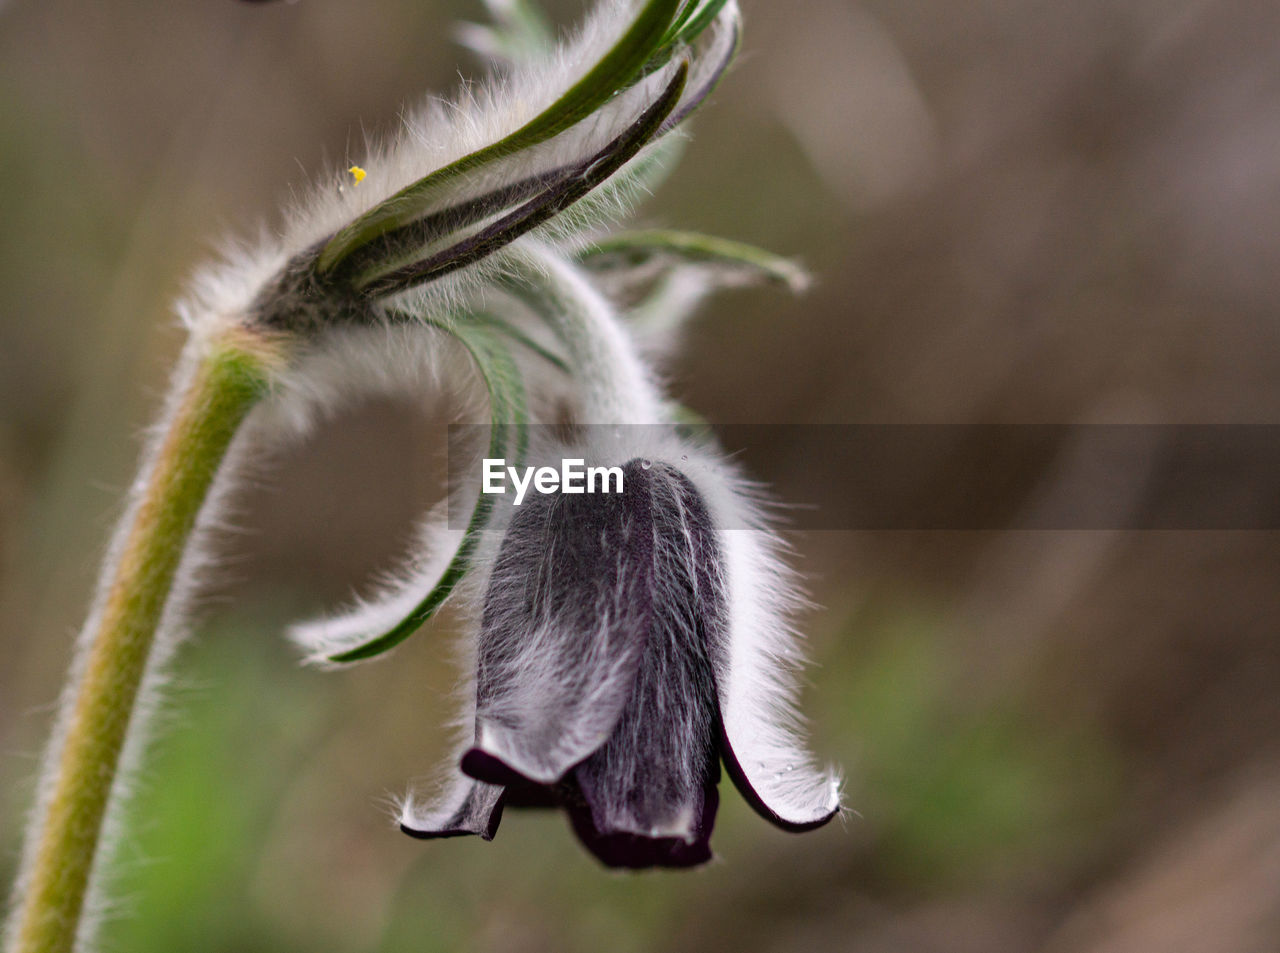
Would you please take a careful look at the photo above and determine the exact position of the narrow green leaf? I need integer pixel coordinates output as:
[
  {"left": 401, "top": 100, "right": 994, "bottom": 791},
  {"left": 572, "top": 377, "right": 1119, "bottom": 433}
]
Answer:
[
  {"left": 317, "top": 0, "right": 683, "bottom": 275},
  {"left": 327, "top": 319, "right": 527, "bottom": 663},
  {"left": 657, "top": 0, "right": 733, "bottom": 53},
  {"left": 577, "top": 228, "right": 810, "bottom": 291},
  {"left": 358, "top": 62, "right": 688, "bottom": 296},
  {"left": 472, "top": 313, "right": 571, "bottom": 373},
  {"left": 328, "top": 132, "right": 681, "bottom": 289}
]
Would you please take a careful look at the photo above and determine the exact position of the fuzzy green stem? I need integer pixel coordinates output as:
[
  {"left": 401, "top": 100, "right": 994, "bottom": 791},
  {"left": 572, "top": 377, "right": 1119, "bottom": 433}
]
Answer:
[
  {"left": 5, "top": 331, "right": 281, "bottom": 953},
  {"left": 501, "top": 247, "right": 667, "bottom": 425}
]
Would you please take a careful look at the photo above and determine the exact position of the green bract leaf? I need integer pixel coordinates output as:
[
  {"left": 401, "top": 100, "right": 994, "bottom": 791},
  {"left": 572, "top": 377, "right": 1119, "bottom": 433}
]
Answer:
[
  {"left": 472, "top": 312, "right": 571, "bottom": 374},
  {"left": 326, "top": 319, "right": 528, "bottom": 663},
  {"left": 357, "top": 62, "right": 689, "bottom": 297},
  {"left": 323, "top": 133, "right": 681, "bottom": 295},
  {"left": 657, "top": 0, "right": 734, "bottom": 55},
  {"left": 577, "top": 228, "right": 810, "bottom": 291},
  {"left": 317, "top": 0, "right": 683, "bottom": 275}
]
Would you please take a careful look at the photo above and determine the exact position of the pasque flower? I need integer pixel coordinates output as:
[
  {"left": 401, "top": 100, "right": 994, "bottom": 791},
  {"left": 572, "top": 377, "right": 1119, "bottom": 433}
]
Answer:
[{"left": 399, "top": 446, "right": 842, "bottom": 867}]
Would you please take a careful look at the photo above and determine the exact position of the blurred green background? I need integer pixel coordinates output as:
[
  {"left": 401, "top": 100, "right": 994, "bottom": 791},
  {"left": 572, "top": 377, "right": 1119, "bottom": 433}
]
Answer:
[{"left": 2, "top": 0, "right": 1279, "bottom": 950}]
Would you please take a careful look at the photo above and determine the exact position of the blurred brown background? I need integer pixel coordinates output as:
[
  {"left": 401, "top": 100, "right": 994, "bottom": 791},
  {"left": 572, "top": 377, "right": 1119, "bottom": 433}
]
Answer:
[{"left": 2, "top": 0, "right": 1279, "bottom": 951}]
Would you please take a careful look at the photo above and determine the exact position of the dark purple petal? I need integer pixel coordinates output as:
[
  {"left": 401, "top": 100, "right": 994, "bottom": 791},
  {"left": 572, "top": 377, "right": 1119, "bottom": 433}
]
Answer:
[
  {"left": 498, "top": 778, "right": 564, "bottom": 810},
  {"left": 566, "top": 777, "right": 719, "bottom": 869},
  {"left": 400, "top": 776, "right": 505, "bottom": 841},
  {"left": 569, "top": 463, "right": 724, "bottom": 849},
  {"left": 466, "top": 459, "right": 661, "bottom": 784},
  {"left": 455, "top": 751, "right": 567, "bottom": 808},
  {"left": 459, "top": 747, "right": 533, "bottom": 788}
]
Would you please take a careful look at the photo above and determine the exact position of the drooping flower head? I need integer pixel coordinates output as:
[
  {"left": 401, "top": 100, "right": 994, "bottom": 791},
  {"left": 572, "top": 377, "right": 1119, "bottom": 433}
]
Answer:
[{"left": 400, "top": 442, "right": 841, "bottom": 868}]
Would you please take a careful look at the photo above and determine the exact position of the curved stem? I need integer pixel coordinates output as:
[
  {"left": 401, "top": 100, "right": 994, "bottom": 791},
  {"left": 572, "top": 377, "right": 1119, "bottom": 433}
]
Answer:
[
  {"left": 502, "top": 245, "right": 668, "bottom": 425},
  {"left": 4, "top": 329, "right": 282, "bottom": 953}
]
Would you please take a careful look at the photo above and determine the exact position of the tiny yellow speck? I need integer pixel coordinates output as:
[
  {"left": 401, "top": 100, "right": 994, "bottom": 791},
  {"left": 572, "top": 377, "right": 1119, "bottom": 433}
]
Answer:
[{"left": 348, "top": 165, "right": 367, "bottom": 185}]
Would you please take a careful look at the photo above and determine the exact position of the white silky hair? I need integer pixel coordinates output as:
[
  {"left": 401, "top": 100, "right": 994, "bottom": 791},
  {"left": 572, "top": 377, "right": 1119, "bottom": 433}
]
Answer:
[{"left": 504, "top": 242, "right": 669, "bottom": 425}]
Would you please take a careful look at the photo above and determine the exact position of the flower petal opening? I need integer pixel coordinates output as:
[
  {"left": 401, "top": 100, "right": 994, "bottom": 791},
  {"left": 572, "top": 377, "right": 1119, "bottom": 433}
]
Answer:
[{"left": 564, "top": 779, "right": 718, "bottom": 869}]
